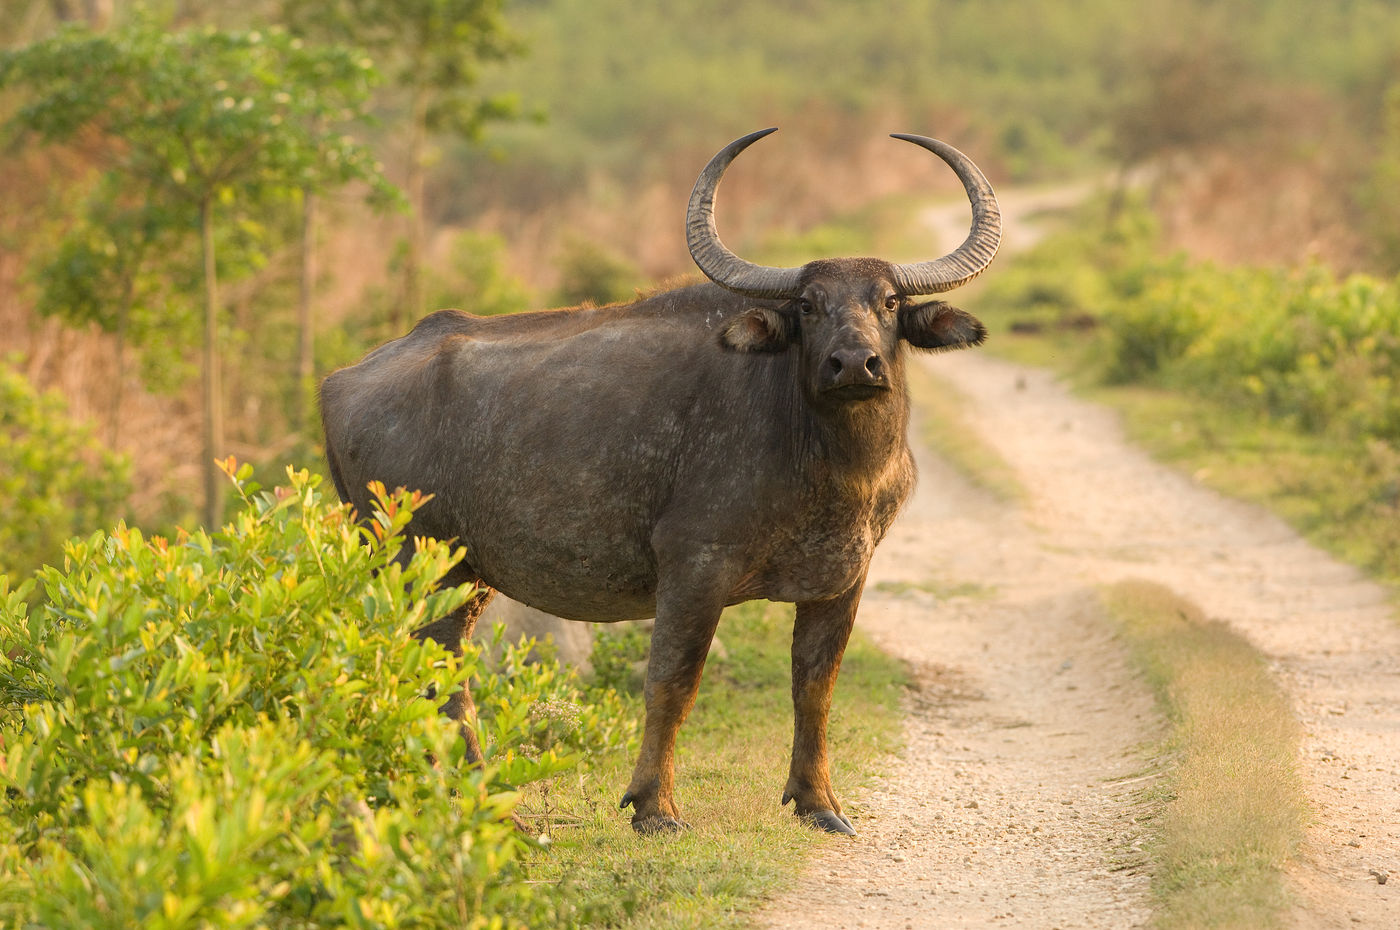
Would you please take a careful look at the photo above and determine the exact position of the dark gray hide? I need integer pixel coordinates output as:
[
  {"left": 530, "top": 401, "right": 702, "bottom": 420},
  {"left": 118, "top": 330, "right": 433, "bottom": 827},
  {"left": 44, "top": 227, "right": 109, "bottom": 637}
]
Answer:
[{"left": 320, "top": 130, "right": 1000, "bottom": 835}]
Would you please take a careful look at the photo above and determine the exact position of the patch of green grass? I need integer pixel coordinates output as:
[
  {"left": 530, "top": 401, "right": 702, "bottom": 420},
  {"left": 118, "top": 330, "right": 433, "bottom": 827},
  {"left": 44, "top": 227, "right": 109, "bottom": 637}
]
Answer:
[
  {"left": 519, "top": 600, "right": 906, "bottom": 929},
  {"left": 1100, "top": 580, "right": 1307, "bottom": 930},
  {"left": 906, "top": 360, "right": 1027, "bottom": 503},
  {"left": 872, "top": 578, "right": 996, "bottom": 600}
]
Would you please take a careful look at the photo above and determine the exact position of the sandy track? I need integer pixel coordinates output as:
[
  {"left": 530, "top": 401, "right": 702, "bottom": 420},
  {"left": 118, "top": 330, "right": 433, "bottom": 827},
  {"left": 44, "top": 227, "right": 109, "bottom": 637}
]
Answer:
[{"left": 757, "top": 350, "right": 1399, "bottom": 929}]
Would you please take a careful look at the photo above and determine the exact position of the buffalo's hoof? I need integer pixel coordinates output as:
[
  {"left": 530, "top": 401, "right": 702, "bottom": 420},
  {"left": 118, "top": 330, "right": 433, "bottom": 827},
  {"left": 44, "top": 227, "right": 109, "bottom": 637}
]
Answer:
[
  {"left": 620, "top": 791, "right": 689, "bottom": 835},
  {"left": 805, "top": 809, "right": 856, "bottom": 836},
  {"left": 631, "top": 815, "right": 689, "bottom": 835}
]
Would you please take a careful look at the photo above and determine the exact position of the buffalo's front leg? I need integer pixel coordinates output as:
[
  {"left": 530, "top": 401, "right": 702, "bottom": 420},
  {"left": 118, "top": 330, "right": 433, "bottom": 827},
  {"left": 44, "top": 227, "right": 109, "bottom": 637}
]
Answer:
[
  {"left": 783, "top": 576, "right": 864, "bottom": 835},
  {"left": 620, "top": 560, "right": 727, "bottom": 833}
]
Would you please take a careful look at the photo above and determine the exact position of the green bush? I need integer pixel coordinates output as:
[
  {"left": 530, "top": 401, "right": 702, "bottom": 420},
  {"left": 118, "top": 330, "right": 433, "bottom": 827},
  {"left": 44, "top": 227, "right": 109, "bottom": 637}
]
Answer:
[
  {"left": 977, "top": 195, "right": 1160, "bottom": 335},
  {"left": 424, "top": 230, "right": 534, "bottom": 318},
  {"left": 1101, "top": 254, "right": 1215, "bottom": 383},
  {"left": 0, "top": 361, "right": 130, "bottom": 581},
  {"left": 0, "top": 463, "right": 627, "bottom": 929},
  {"left": 587, "top": 624, "right": 651, "bottom": 696},
  {"left": 1098, "top": 260, "right": 1400, "bottom": 442},
  {"left": 552, "top": 236, "right": 643, "bottom": 308}
]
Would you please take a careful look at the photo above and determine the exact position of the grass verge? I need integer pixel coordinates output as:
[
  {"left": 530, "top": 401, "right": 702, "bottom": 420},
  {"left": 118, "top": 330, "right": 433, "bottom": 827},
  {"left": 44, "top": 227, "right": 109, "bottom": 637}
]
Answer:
[
  {"left": 519, "top": 600, "right": 906, "bottom": 929},
  {"left": 1100, "top": 580, "right": 1307, "bottom": 929}
]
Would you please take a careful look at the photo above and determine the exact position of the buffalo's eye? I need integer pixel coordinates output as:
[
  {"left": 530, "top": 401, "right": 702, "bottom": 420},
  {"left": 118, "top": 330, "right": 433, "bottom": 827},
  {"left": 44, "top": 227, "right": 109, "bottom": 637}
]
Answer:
[
  {"left": 883, "top": 294, "right": 899, "bottom": 311},
  {"left": 798, "top": 299, "right": 814, "bottom": 315}
]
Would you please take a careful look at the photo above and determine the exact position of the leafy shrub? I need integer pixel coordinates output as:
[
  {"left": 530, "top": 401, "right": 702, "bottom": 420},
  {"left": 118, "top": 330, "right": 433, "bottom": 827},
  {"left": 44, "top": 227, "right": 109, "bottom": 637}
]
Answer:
[
  {"left": 1100, "top": 255, "right": 1214, "bottom": 383},
  {"left": 977, "top": 194, "right": 1159, "bottom": 335},
  {"left": 0, "top": 360, "right": 130, "bottom": 582},
  {"left": 587, "top": 624, "right": 651, "bottom": 696},
  {"left": 423, "top": 230, "right": 534, "bottom": 318},
  {"left": 475, "top": 623, "right": 637, "bottom": 765},
  {"left": 552, "top": 236, "right": 642, "bottom": 308},
  {"left": 1098, "top": 259, "right": 1400, "bottom": 442},
  {"left": 0, "top": 463, "right": 628, "bottom": 929}
]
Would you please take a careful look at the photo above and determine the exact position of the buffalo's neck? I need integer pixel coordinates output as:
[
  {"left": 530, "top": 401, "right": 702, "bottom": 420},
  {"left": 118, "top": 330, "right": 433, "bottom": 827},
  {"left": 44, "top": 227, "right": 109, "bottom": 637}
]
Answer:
[{"left": 797, "top": 380, "right": 912, "bottom": 488}]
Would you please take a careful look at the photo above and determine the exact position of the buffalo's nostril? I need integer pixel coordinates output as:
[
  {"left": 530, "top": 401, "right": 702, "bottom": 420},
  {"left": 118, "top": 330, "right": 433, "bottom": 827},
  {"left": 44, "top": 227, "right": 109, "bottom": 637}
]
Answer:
[
  {"left": 865, "top": 356, "right": 883, "bottom": 377},
  {"left": 827, "top": 356, "right": 844, "bottom": 375}
]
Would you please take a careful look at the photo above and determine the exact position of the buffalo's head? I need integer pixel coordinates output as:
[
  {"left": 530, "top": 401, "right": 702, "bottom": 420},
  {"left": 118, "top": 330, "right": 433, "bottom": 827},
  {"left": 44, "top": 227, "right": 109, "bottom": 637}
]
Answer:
[
  {"left": 691, "top": 129, "right": 998, "bottom": 404},
  {"left": 718, "top": 258, "right": 987, "bottom": 404}
]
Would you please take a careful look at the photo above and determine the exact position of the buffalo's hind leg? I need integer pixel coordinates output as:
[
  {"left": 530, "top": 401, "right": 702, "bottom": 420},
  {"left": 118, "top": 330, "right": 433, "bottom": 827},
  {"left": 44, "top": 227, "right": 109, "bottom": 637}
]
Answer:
[
  {"left": 413, "top": 579, "right": 534, "bottom": 835},
  {"left": 784, "top": 575, "right": 865, "bottom": 836},
  {"left": 412, "top": 569, "right": 496, "bottom": 766}
]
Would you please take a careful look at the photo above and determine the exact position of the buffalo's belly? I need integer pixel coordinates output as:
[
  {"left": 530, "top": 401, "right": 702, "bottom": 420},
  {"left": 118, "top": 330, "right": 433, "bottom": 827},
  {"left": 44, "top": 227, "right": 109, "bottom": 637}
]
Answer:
[{"left": 465, "top": 531, "right": 659, "bottom": 623}]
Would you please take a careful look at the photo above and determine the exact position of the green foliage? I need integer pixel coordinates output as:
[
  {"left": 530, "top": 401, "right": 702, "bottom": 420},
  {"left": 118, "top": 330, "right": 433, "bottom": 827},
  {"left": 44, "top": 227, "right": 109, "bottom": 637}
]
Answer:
[
  {"left": 1, "top": 13, "right": 394, "bottom": 347},
  {"left": 552, "top": 236, "right": 642, "bottom": 308},
  {"left": 1101, "top": 261, "right": 1400, "bottom": 444},
  {"left": 1, "top": 12, "right": 399, "bottom": 525},
  {"left": 587, "top": 623, "right": 650, "bottom": 695},
  {"left": 424, "top": 229, "right": 533, "bottom": 315},
  {"left": 0, "top": 17, "right": 387, "bottom": 204},
  {"left": 978, "top": 195, "right": 1160, "bottom": 335},
  {"left": 0, "top": 361, "right": 129, "bottom": 582},
  {"left": 0, "top": 465, "right": 631, "bottom": 929},
  {"left": 30, "top": 186, "right": 203, "bottom": 393},
  {"left": 280, "top": 0, "right": 524, "bottom": 141},
  {"left": 1360, "top": 83, "right": 1400, "bottom": 273},
  {"left": 985, "top": 200, "right": 1400, "bottom": 445}
]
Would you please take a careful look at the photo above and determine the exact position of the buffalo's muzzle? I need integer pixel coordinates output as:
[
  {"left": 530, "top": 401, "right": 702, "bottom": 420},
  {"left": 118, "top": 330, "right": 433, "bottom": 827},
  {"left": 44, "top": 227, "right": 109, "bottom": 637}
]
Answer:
[{"left": 821, "top": 348, "right": 889, "bottom": 396}]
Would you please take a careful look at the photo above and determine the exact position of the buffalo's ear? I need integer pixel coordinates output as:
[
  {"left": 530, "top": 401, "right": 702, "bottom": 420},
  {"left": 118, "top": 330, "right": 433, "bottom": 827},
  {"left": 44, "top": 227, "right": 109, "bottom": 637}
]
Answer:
[
  {"left": 720, "top": 307, "right": 795, "bottom": 353},
  {"left": 899, "top": 300, "right": 987, "bottom": 351}
]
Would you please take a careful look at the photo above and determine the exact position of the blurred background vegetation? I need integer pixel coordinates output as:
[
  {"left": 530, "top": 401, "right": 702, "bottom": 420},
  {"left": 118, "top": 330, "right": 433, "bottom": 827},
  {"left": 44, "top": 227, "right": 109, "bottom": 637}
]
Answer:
[
  {"left": 3, "top": 3, "right": 1400, "bottom": 925},
  {"left": 0, "top": 0, "right": 1398, "bottom": 557}
]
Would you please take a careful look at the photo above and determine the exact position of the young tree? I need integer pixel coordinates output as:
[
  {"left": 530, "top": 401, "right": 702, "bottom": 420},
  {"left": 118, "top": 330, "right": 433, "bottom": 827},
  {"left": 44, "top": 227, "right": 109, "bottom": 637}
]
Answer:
[
  {"left": 32, "top": 188, "right": 190, "bottom": 447},
  {"left": 1, "top": 17, "right": 393, "bottom": 527},
  {"left": 281, "top": 0, "right": 526, "bottom": 330}
]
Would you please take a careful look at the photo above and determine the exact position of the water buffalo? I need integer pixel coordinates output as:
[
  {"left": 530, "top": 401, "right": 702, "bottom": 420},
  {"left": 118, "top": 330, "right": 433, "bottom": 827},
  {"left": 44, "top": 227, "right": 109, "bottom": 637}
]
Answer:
[{"left": 320, "top": 128, "right": 1001, "bottom": 835}]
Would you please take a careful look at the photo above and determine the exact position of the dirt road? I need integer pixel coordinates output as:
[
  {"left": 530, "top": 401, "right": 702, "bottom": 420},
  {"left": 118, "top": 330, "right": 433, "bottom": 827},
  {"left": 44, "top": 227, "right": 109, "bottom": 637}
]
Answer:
[{"left": 757, "top": 345, "right": 1400, "bottom": 928}]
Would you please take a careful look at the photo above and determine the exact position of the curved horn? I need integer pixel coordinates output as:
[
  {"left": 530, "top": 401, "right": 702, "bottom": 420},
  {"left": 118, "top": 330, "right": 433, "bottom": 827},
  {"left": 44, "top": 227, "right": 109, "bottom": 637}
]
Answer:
[
  {"left": 888, "top": 134, "right": 1002, "bottom": 295},
  {"left": 686, "top": 128, "right": 805, "bottom": 299}
]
